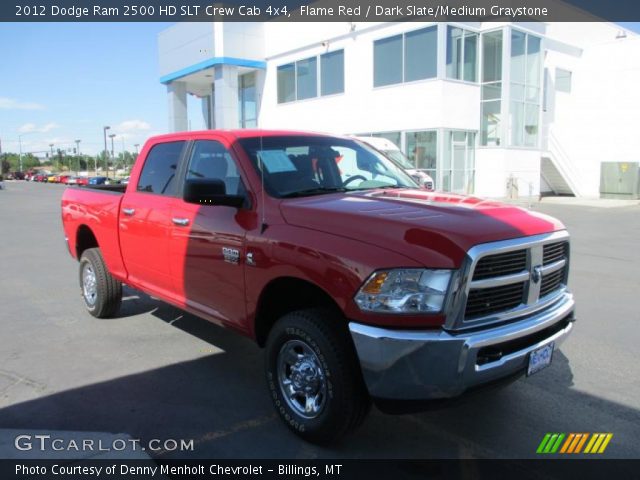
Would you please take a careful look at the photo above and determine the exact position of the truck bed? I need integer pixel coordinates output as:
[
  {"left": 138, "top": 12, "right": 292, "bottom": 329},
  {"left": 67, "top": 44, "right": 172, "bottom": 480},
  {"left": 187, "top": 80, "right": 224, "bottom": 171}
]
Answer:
[{"left": 61, "top": 186, "right": 127, "bottom": 280}]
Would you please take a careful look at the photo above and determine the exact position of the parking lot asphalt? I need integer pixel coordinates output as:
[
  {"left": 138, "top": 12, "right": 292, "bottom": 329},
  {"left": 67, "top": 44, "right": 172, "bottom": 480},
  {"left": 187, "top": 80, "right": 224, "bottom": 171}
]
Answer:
[{"left": 0, "top": 181, "right": 639, "bottom": 460}]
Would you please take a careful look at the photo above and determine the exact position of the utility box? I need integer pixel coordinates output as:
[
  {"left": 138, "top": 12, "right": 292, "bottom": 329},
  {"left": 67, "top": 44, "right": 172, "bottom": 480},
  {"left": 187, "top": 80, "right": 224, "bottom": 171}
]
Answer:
[{"left": 600, "top": 162, "right": 640, "bottom": 199}]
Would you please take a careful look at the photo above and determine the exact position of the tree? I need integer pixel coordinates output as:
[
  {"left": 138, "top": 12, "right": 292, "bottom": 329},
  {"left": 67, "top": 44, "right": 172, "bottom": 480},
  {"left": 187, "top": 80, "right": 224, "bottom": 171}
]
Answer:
[
  {"left": 1, "top": 158, "right": 10, "bottom": 174},
  {"left": 116, "top": 151, "right": 135, "bottom": 171},
  {"left": 22, "top": 154, "right": 41, "bottom": 170},
  {"left": 0, "top": 152, "right": 42, "bottom": 171}
]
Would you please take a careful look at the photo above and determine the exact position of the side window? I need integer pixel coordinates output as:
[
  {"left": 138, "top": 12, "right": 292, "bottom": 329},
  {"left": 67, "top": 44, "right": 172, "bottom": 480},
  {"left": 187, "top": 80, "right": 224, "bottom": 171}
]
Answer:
[
  {"left": 137, "top": 141, "right": 185, "bottom": 195},
  {"left": 186, "top": 140, "right": 244, "bottom": 195}
]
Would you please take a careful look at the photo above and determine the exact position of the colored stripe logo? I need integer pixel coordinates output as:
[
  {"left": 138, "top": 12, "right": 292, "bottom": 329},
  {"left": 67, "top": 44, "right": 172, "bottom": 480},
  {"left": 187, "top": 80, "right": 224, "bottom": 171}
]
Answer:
[{"left": 537, "top": 433, "right": 612, "bottom": 454}]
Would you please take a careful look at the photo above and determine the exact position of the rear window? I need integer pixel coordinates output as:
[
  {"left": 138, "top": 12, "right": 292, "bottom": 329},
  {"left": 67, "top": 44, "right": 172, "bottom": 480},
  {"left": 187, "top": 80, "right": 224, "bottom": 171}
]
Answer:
[{"left": 137, "top": 141, "right": 185, "bottom": 195}]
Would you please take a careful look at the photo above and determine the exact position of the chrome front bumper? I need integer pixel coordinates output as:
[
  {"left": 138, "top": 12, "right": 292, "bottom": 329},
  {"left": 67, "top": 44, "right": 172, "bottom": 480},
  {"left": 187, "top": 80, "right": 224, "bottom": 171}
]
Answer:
[{"left": 349, "top": 292, "right": 575, "bottom": 400}]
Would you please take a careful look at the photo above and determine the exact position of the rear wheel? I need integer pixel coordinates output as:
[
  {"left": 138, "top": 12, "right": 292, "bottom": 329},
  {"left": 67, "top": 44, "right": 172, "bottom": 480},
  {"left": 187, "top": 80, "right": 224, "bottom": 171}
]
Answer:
[
  {"left": 79, "top": 248, "right": 122, "bottom": 318},
  {"left": 265, "top": 308, "right": 371, "bottom": 444}
]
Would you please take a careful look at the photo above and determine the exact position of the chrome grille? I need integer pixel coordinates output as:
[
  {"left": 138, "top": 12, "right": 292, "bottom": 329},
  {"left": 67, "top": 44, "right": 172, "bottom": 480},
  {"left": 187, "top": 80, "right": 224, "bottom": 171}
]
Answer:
[
  {"left": 449, "top": 231, "right": 570, "bottom": 330},
  {"left": 540, "top": 267, "right": 565, "bottom": 297},
  {"left": 473, "top": 250, "right": 527, "bottom": 280},
  {"left": 543, "top": 241, "right": 568, "bottom": 265},
  {"left": 465, "top": 283, "right": 525, "bottom": 319}
]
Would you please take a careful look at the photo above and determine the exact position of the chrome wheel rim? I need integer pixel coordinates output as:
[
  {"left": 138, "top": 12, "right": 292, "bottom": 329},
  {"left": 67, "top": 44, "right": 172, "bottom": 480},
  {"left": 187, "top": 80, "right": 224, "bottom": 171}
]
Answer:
[
  {"left": 82, "top": 263, "right": 97, "bottom": 306},
  {"left": 277, "top": 339, "right": 327, "bottom": 419}
]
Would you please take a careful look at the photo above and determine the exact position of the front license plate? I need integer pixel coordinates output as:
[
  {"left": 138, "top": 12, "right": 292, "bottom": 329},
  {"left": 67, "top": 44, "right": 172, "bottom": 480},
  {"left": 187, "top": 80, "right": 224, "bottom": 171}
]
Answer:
[{"left": 527, "top": 342, "right": 555, "bottom": 376}]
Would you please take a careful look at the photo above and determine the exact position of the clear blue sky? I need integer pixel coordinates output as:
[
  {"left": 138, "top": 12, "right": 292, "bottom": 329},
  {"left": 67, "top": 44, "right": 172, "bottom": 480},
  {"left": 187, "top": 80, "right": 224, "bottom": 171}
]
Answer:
[
  {"left": 1, "top": 22, "right": 639, "bottom": 156},
  {"left": 0, "top": 22, "right": 177, "bottom": 156}
]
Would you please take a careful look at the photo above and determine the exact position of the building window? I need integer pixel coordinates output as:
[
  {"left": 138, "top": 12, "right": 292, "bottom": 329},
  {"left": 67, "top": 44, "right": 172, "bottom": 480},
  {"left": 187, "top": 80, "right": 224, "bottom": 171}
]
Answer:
[
  {"left": 277, "top": 64, "right": 295, "bottom": 103},
  {"left": 555, "top": 68, "right": 572, "bottom": 93},
  {"left": 374, "top": 26, "right": 437, "bottom": 87},
  {"left": 446, "top": 26, "right": 478, "bottom": 82},
  {"left": 406, "top": 130, "right": 438, "bottom": 178},
  {"left": 405, "top": 27, "right": 438, "bottom": 82},
  {"left": 277, "top": 50, "right": 344, "bottom": 103},
  {"left": 321, "top": 50, "right": 344, "bottom": 96},
  {"left": 296, "top": 56, "right": 317, "bottom": 100},
  {"left": 480, "top": 30, "right": 503, "bottom": 146},
  {"left": 510, "top": 31, "right": 541, "bottom": 147},
  {"left": 374, "top": 34, "right": 403, "bottom": 87},
  {"left": 239, "top": 73, "right": 257, "bottom": 128}
]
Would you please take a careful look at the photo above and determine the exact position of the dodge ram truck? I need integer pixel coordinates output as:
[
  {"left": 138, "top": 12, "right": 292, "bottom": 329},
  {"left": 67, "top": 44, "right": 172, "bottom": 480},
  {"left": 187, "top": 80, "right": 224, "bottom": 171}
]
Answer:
[{"left": 61, "top": 130, "right": 575, "bottom": 443}]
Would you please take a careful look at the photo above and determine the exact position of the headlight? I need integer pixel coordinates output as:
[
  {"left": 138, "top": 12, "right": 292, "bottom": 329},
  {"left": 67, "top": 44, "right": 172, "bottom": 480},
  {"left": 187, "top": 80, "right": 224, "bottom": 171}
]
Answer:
[{"left": 354, "top": 269, "right": 452, "bottom": 314}]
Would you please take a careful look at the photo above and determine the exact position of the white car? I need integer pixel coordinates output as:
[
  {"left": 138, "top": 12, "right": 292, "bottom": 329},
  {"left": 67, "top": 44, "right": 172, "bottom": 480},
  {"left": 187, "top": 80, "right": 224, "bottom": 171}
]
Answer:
[{"left": 355, "top": 136, "right": 435, "bottom": 191}]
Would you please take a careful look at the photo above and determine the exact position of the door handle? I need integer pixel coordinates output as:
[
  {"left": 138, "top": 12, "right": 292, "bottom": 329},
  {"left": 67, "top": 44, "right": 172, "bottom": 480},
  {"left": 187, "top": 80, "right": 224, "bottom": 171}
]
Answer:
[
  {"left": 172, "top": 218, "right": 190, "bottom": 226},
  {"left": 122, "top": 208, "right": 135, "bottom": 216}
]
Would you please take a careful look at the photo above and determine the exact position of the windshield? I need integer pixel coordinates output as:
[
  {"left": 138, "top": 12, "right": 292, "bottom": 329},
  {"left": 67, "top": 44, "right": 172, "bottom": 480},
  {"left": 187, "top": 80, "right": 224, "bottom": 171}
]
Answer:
[
  {"left": 383, "top": 149, "right": 415, "bottom": 170},
  {"left": 237, "top": 136, "right": 418, "bottom": 198}
]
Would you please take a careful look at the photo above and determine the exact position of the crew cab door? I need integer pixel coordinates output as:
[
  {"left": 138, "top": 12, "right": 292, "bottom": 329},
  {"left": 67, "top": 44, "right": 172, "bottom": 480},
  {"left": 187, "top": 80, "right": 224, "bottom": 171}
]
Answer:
[
  {"left": 169, "top": 139, "right": 250, "bottom": 329},
  {"left": 119, "top": 140, "right": 186, "bottom": 298}
]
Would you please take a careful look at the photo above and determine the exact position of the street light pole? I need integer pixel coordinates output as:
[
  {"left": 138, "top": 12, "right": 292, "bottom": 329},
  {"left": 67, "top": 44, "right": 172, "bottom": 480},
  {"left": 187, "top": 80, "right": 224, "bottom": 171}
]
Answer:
[
  {"left": 75, "top": 139, "right": 81, "bottom": 175},
  {"left": 103, "top": 126, "right": 110, "bottom": 177},
  {"left": 109, "top": 134, "right": 116, "bottom": 174}
]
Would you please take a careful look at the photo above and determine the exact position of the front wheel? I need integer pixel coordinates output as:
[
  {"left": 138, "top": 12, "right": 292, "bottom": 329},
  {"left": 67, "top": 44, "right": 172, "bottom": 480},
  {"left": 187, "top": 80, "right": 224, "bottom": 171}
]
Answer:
[
  {"left": 265, "top": 309, "right": 371, "bottom": 444},
  {"left": 79, "top": 248, "right": 122, "bottom": 318}
]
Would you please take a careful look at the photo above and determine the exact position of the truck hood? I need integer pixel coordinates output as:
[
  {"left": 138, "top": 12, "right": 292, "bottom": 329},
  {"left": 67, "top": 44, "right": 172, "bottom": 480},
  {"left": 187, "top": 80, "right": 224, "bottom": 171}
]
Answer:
[{"left": 279, "top": 189, "right": 565, "bottom": 268}]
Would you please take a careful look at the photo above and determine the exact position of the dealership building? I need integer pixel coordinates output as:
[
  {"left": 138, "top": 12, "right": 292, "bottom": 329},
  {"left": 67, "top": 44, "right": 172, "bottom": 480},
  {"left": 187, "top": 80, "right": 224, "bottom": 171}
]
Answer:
[{"left": 158, "top": 20, "right": 640, "bottom": 198}]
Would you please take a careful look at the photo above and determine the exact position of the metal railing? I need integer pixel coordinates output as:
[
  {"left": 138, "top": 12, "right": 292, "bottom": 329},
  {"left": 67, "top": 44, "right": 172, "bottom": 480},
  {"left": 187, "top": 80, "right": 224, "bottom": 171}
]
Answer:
[{"left": 545, "top": 132, "right": 584, "bottom": 197}]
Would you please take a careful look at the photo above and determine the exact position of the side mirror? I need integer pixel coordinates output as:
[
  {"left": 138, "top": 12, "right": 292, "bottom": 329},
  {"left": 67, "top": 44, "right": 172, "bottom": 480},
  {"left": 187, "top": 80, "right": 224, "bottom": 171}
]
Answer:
[{"left": 183, "top": 179, "right": 245, "bottom": 208}]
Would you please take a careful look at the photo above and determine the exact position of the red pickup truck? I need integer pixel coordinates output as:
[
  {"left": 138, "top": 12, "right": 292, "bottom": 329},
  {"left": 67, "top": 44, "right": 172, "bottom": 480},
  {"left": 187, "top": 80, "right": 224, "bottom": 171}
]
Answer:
[{"left": 61, "top": 130, "right": 575, "bottom": 443}]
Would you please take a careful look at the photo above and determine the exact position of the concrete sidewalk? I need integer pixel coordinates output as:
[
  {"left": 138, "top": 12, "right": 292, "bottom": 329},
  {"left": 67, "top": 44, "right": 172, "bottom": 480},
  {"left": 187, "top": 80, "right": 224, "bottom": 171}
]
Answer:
[
  {"left": 496, "top": 195, "right": 639, "bottom": 209},
  {"left": 539, "top": 196, "right": 640, "bottom": 208}
]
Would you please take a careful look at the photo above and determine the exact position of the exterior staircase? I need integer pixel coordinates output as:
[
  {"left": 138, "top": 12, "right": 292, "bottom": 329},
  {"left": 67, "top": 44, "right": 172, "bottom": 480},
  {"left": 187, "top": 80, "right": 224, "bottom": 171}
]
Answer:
[
  {"left": 541, "top": 157, "right": 574, "bottom": 196},
  {"left": 540, "top": 132, "right": 584, "bottom": 197}
]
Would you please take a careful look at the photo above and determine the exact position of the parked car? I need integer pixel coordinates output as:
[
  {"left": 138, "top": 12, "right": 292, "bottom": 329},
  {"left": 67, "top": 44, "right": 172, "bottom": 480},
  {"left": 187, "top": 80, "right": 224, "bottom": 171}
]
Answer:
[
  {"left": 34, "top": 173, "right": 47, "bottom": 182},
  {"left": 119, "top": 176, "right": 130, "bottom": 185},
  {"left": 356, "top": 136, "right": 435, "bottom": 191},
  {"left": 66, "top": 176, "right": 78, "bottom": 185},
  {"left": 61, "top": 130, "right": 575, "bottom": 443},
  {"left": 75, "top": 177, "right": 89, "bottom": 186},
  {"left": 59, "top": 175, "right": 71, "bottom": 184},
  {"left": 47, "top": 174, "right": 58, "bottom": 183},
  {"left": 88, "top": 176, "right": 108, "bottom": 185},
  {"left": 0, "top": 174, "right": 4, "bottom": 189},
  {"left": 12, "top": 171, "right": 25, "bottom": 180}
]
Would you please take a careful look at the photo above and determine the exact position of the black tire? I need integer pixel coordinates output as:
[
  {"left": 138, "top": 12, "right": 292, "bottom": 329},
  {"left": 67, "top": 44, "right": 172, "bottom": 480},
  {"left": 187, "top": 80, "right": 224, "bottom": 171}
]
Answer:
[
  {"left": 265, "top": 308, "right": 371, "bottom": 444},
  {"left": 79, "top": 248, "right": 122, "bottom": 318}
]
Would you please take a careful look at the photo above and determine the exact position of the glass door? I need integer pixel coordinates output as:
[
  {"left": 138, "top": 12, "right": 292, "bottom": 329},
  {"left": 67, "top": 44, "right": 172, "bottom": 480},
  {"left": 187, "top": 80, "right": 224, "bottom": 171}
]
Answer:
[{"left": 444, "top": 131, "right": 475, "bottom": 194}]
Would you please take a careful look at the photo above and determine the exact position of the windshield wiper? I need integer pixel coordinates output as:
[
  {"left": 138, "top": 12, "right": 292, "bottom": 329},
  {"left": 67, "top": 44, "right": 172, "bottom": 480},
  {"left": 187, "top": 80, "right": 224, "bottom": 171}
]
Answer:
[
  {"left": 351, "top": 184, "right": 404, "bottom": 191},
  {"left": 280, "top": 187, "right": 348, "bottom": 198}
]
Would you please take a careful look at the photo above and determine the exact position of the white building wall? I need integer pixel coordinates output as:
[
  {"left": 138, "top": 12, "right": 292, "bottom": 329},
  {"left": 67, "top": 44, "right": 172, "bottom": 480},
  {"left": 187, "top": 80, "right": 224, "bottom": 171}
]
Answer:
[
  {"left": 544, "top": 23, "right": 640, "bottom": 196},
  {"left": 158, "top": 23, "right": 216, "bottom": 78},
  {"left": 220, "top": 22, "right": 265, "bottom": 59},
  {"left": 476, "top": 149, "right": 542, "bottom": 198},
  {"left": 260, "top": 22, "right": 480, "bottom": 134},
  {"left": 158, "top": 21, "right": 640, "bottom": 199},
  {"left": 545, "top": 23, "right": 640, "bottom": 197}
]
